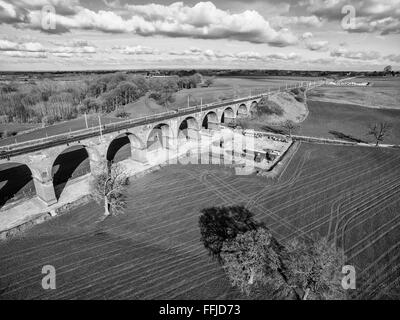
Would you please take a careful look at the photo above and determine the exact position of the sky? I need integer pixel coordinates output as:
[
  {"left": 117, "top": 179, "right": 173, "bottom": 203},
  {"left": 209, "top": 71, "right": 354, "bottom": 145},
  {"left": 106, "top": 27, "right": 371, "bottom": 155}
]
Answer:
[{"left": 0, "top": 0, "right": 399, "bottom": 71}]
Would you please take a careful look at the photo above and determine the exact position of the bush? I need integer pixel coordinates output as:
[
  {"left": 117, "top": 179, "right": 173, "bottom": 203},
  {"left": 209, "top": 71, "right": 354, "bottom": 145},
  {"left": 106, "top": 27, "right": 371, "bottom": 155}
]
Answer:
[
  {"left": 42, "top": 115, "right": 56, "bottom": 126},
  {"left": 0, "top": 130, "right": 8, "bottom": 139},
  {"left": 255, "top": 99, "right": 284, "bottom": 117},
  {"left": 0, "top": 83, "right": 18, "bottom": 93},
  {"left": 0, "top": 115, "right": 9, "bottom": 124},
  {"left": 82, "top": 97, "right": 103, "bottom": 113},
  {"left": 115, "top": 111, "right": 130, "bottom": 118},
  {"left": 290, "top": 88, "right": 301, "bottom": 95}
]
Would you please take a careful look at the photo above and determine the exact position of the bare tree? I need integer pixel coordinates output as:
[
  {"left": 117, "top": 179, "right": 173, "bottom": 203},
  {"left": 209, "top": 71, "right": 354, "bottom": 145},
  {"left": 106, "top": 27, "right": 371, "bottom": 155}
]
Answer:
[
  {"left": 367, "top": 122, "right": 392, "bottom": 146},
  {"left": 91, "top": 163, "right": 129, "bottom": 217},
  {"left": 282, "top": 120, "right": 299, "bottom": 138}
]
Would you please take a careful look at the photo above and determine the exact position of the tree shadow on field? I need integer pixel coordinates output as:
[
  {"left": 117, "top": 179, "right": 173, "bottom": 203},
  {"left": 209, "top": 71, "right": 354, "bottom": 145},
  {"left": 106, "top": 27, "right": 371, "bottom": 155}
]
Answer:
[{"left": 329, "top": 130, "right": 367, "bottom": 143}]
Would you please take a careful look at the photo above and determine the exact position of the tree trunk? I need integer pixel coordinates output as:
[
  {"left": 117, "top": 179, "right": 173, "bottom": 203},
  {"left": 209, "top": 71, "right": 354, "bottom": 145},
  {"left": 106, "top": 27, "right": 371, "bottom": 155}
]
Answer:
[
  {"left": 104, "top": 196, "right": 110, "bottom": 216},
  {"left": 303, "top": 288, "right": 310, "bottom": 300},
  {"left": 248, "top": 269, "right": 255, "bottom": 285}
]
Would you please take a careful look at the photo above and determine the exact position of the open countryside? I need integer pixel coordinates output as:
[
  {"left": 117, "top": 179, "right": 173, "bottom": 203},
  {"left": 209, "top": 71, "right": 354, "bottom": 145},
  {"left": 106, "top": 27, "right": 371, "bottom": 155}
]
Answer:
[
  {"left": 1, "top": 72, "right": 399, "bottom": 300},
  {"left": 0, "top": 0, "right": 400, "bottom": 303}
]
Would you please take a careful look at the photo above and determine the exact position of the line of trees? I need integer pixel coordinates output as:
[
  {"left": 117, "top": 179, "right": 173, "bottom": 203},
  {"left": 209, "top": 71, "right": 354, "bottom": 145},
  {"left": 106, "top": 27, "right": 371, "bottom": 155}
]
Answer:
[{"left": 0, "top": 72, "right": 204, "bottom": 126}]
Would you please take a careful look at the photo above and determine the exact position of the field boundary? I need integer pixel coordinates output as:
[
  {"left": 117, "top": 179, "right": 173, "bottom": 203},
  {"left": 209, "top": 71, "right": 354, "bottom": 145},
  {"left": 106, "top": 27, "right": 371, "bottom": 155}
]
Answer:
[{"left": 256, "top": 141, "right": 300, "bottom": 180}]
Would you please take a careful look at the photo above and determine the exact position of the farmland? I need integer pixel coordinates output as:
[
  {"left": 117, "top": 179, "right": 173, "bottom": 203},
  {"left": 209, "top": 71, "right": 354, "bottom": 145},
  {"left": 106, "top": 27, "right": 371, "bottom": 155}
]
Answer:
[
  {"left": 308, "top": 77, "right": 400, "bottom": 109},
  {"left": 247, "top": 76, "right": 400, "bottom": 146},
  {"left": 298, "top": 100, "right": 400, "bottom": 145},
  {"left": 0, "top": 142, "right": 399, "bottom": 299}
]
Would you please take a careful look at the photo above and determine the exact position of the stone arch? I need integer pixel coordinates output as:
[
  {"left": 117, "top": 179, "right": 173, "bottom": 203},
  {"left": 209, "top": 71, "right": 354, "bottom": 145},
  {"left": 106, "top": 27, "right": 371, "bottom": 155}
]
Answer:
[
  {"left": 221, "top": 107, "right": 235, "bottom": 124},
  {"left": 201, "top": 111, "right": 219, "bottom": 130},
  {"left": 147, "top": 123, "right": 174, "bottom": 150},
  {"left": 178, "top": 116, "right": 200, "bottom": 141},
  {"left": 250, "top": 101, "right": 258, "bottom": 116},
  {"left": 51, "top": 145, "right": 91, "bottom": 200},
  {"left": 0, "top": 162, "right": 36, "bottom": 209},
  {"left": 237, "top": 104, "right": 248, "bottom": 117},
  {"left": 107, "top": 132, "right": 144, "bottom": 164}
]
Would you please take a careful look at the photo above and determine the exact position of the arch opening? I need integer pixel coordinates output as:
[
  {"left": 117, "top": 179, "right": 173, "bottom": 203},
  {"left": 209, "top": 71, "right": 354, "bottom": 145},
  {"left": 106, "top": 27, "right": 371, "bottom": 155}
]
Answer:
[
  {"left": 107, "top": 133, "right": 131, "bottom": 164},
  {"left": 202, "top": 111, "right": 219, "bottom": 130},
  {"left": 52, "top": 145, "right": 90, "bottom": 200},
  {"left": 147, "top": 123, "right": 172, "bottom": 150},
  {"left": 237, "top": 104, "right": 248, "bottom": 117},
  {"left": 0, "top": 162, "right": 35, "bottom": 209},
  {"left": 178, "top": 117, "right": 199, "bottom": 141},
  {"left": 222, "top": 107, "right": 235, "bottom": 124},
  {"left": 250, "top": 101, "right": 258, "bottom": 117}
]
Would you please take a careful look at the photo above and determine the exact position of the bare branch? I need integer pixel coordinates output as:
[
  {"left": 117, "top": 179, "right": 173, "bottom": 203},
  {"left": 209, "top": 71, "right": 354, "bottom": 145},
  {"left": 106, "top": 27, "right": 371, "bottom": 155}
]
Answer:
[
  {"left": 90, "top": 162, "right": 129, "bottom": 217},
  {"left": 367, "top": 122, "right": 392, "bottom": 146}
]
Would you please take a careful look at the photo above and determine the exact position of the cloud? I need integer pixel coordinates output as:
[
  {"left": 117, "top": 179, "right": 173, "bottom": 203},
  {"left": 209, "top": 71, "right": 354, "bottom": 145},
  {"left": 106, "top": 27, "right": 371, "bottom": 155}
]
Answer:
[
  {"left": 0, "top": 39, "right": 45, "bottom": 51},
  {"left": 301, "top": 32, "right": 313, "bottom": 39},
  {"left": 49, "top": 45, "right": 96, "bottom": 54},
  {"left": 7, "top": 0, "right": 79, "bottom": 15},
  {"left": 0, "top": 0, "right": 81, "bottom": 27},
  {"left": 52, "top": 52, "right": 73, "bottom": 58},
  {"left": 307, "top": 57, "right": 336, "bottom": 65},
  {"left": 271, "top": 15, "right": 323, "bottom": 28},
  {"left": 0, "top": 0, "right": 27, "bottom": 23},
  {"left": 235, "top": 51, "right": 263, "bottom": 60},
  {"left": 113, "top": 45, "right": 157, "bottom": 55},
  {"left": 349, "top": 16, "right": 400, "bottom": 35},
  {"left": 203, "top": 49, "right": 234, "bottom": 59},
  {"left": 169, "top": 48, "right": 232, "bottom": 59},
  {"left": 384, "top": 54, "right": 400, "bottom": 63},
  {"left": 265, "top": 52, "right": 300, "bottom": 60},
  {"left": 4, "top": 1, "right": 298, "bottom": 46},
  {"left": 169, "top": 47, "right": 205, "bottom": 56},
  {"left": 330, "top": 48, "right": 381, "bottom": 60},
  {"left": 167, "top": 46, "right": 301, "bottom": 62},
  {"left": 0, "top": 38, "right": 96, "bottom": 59},
  {"left": 305, "top": 40, "right": 329, "bottom": 51},
  {"left": 304, "top": 0, "right": 400, "bottom": 35},
  {"left": 70, "top": 39, "right": 93, "bottom": 47},
  {"left": 1, "top": 50, "right": 47, "bottom": 58}
]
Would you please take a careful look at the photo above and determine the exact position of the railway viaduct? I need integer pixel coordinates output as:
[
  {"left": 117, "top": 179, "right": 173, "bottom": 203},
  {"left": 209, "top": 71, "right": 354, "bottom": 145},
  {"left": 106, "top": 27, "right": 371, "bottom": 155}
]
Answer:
[{"left": 0, "top": 97, "right": 261, "bottom": 207}]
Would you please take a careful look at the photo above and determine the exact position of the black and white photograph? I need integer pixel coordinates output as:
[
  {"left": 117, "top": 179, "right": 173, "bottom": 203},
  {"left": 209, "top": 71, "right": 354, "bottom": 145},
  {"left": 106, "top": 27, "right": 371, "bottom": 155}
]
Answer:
[{"left": 0, "top": 0, "right": 399, "bottom": 306}]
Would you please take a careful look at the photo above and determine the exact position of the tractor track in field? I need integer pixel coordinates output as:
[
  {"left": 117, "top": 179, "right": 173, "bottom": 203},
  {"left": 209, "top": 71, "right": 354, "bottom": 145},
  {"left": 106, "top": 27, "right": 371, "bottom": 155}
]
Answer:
[
  {"left": 0, "top": 145, "right": 375, "bottom": 262},
  {"left": 267, "top": 152, "right": 399, "bottom": 239},
  {"left": 1, "top": 143, "right": 399, "bottom": 299}
]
